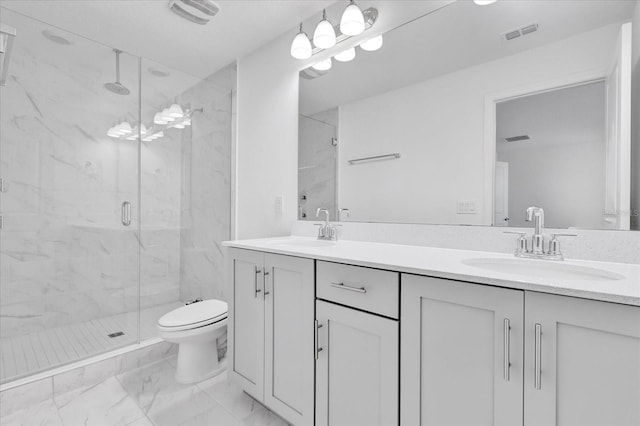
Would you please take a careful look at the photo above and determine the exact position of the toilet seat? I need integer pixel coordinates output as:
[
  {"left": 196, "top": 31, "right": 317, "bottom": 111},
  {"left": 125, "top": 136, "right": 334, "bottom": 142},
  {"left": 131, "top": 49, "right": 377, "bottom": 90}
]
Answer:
[{"left": 158, "top": 299, "right": 228, "bottom": 332}]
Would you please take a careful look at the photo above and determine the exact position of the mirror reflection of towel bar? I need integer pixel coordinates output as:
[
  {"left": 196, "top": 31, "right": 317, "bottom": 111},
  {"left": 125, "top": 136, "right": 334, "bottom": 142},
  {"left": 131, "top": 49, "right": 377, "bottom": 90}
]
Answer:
[{"left": 348, "top": 153, "right": 401, "bottom": 165}]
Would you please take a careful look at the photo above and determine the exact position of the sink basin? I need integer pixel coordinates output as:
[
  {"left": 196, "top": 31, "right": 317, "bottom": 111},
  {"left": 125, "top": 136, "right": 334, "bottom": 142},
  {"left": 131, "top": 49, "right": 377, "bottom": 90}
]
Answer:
[
  {"left": 266, "top": 238, "right": 336, "bottom": 248},
  {"left": 462, "top": 258, "right": 625, "bottom": 281}
]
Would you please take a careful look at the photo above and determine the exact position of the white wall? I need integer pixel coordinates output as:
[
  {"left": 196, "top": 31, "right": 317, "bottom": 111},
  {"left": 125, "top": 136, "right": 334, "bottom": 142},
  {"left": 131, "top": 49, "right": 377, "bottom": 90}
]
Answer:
[
  {"left": 235, "top": 1, "right": 453, "bottom": 239},
  {"left": 632, "top": 0, "right": 640, "bottom": 230},
  {"left": 337, "top": 23, "right": 620, "bottom": 225}
]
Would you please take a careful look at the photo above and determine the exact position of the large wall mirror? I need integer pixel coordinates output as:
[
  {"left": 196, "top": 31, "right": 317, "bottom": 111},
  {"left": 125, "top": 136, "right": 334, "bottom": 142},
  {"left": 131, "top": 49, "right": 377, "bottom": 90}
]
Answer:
[{"left": 298, "top": 0, "right": 638, "bottom": 231}]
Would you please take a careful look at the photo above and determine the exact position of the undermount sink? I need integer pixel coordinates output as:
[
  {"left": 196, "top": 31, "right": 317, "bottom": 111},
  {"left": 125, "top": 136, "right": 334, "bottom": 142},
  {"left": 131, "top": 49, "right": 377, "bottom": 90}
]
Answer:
[
  {"left": 462, "top": 257, "right": 625, "bottom": 281},
  {"left": 266, "top": 238, "right": 336, "bottom": 248}
]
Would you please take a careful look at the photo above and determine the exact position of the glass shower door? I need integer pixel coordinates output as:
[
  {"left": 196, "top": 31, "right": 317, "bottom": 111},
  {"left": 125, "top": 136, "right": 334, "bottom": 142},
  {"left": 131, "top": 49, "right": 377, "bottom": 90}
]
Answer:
[{"left": 0, "top": 9, "right": 141, "bottom": 383}]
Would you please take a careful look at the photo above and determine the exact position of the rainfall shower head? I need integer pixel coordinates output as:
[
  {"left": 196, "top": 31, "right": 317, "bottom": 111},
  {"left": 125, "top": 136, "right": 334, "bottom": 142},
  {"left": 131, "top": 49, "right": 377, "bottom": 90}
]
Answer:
[{"left": 104, "top": 49, "right": 130, "bottom": 95}]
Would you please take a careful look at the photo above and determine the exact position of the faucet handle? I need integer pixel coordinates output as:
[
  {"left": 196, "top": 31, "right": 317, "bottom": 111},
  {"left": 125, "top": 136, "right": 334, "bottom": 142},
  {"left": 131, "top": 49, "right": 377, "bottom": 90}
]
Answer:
[
  {"left": 314, "top": 223, "right": 326, "bottom": 238},
  {"left": 503, "top": 231, "right": 528, "bottom": 254},
  {"left": 548, "top": 233, "right": 576, "bottom": 256}
]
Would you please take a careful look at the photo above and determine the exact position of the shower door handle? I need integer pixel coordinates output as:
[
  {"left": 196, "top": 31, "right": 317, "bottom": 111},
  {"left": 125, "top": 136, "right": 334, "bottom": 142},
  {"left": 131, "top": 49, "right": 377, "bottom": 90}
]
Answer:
[{"left": 121, "top": 201, "right": 132, "bottom": 226}]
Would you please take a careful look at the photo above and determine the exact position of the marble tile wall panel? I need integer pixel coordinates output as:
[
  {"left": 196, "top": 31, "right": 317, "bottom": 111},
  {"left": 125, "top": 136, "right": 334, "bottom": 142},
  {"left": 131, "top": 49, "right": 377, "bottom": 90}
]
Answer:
[
  {"left": 298, "top": 108, "right": 338, "bottom": 221},
  {"left": 0, "top": 26, "right": 180, "bottom": 340},
  {"left": 178, "top": 66, "right": 233, "bottom": 303}
]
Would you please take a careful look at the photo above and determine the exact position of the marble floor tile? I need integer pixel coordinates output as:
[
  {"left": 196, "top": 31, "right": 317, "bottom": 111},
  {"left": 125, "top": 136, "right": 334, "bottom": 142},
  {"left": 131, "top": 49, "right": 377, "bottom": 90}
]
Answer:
[
  {"left": 55, "top": 377, "right": 148, "bottom": 426},
  {"left": 117, "top": 359, "right": 219, "bottom": 426},
  {"left": 198, "top": 372, "right": 290, "bottom": 426},
  {"left": 0, "top": 398, "right": 63, "bottom": 426},
  {"left": 178, "top": 401, "right": 242, "bottom": 426}
]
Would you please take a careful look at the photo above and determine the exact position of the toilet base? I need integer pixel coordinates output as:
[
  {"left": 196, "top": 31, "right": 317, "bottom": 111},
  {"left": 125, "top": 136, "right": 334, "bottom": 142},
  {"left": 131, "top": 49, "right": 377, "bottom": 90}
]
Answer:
[{"left": 174, "top": 334, "right": 226, "bottom": 384}]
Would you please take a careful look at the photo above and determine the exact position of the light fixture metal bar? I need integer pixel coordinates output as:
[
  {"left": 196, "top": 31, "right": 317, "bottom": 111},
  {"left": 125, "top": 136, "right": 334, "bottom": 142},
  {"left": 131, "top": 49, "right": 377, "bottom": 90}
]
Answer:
[
  {"left": 348, "top": 152, "right": 400, "bottom": 165},
  {"left": 310, "top": 7, "right": 378, "bottom": 56}
]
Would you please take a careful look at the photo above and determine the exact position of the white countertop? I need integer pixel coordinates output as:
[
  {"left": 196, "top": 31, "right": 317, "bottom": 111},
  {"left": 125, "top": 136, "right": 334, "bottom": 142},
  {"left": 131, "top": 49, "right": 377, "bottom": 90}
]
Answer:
[{"left": 223, "top": 236, "right": 640, "bottom": 306}]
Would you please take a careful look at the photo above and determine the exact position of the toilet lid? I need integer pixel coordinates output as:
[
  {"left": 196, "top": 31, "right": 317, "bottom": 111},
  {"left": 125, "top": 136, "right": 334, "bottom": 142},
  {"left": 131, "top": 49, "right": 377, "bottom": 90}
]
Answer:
[{"left": 158, "top": 299, "right": 228, "bottom": 328}]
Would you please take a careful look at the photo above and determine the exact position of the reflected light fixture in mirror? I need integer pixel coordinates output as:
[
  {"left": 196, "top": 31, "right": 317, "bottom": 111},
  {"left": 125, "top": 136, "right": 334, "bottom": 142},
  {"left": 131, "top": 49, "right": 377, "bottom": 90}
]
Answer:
[
  {"left": 312, "top": 58, "right": 332, "bottom": 71},
  {"left": 360, "top": 34, "right": 383, "bottom": 51},
  {"left": 334, "top": 47, "right": 356, "bottom": 62},
  {"left": 340, "top": 0, "right": 365, "bottom": 36},
  {"left": 474, "top": 0, "right": 497, "bottom": 5},
  {"left": 291, "top": 23, "right": 312, "bottom": 59},
  {"left": 313, "top": 10, "right": 336, "bottom": 49}
]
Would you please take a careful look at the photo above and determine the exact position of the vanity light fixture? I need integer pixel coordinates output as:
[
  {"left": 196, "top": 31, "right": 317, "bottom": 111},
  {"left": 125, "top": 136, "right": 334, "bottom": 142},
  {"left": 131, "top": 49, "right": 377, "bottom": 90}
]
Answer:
[
  {"left": 313, "top": 10, "right": 336, "bottom": 49},
  {"left": 473, "top": 0, "right": 497, "bottom": 5},
  {"left": 110, "top": 105, "right": 196, "bottom": 141},
  {"left": 340, "top": 0, "right": 365, "bottom": 36},
  {"left": 291, "top": 23, "right": 312, "bottom": 59},
  {"left": 334, "top": 47, "right": 356, "bottom": 62},
  {"left": 290, "top": 6, "right": 378, "bottom": 59},
  {"left": 359, "top": 34, "right": 383, "bottom": 51},
  {"left": 312, "top": 58, "right": 332, "bottom": 71}
]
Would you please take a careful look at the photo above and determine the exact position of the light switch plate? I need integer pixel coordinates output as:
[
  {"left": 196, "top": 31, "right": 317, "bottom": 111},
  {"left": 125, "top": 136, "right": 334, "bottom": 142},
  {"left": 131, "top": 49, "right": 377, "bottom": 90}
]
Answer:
[
  {"left": 274, "top": 196, "right": 284, "bottom": 214},
  {"left": 457, "top": 200, "right": 477, "bottom": 214}
]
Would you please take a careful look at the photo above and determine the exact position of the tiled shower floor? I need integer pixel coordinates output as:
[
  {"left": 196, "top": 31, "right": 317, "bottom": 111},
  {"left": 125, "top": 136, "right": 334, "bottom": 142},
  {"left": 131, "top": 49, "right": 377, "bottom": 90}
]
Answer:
[
  {"left": 1, "top": 360, "right": 290, "bottom": 426},
  {"left": 0, "top": 301, "right": 183, "bottom": 383}
]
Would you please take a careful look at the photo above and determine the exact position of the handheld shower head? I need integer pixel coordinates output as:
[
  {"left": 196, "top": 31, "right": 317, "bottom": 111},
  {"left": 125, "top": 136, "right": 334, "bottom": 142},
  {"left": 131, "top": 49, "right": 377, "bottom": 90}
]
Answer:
[{"left": 104, "top": 49, "right": 130, "bottom": 95}]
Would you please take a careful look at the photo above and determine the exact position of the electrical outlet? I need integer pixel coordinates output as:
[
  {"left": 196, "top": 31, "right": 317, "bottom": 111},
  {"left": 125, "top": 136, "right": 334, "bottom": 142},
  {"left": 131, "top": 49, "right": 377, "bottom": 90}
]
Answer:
[{"left": 274, "top": 196, "right": 284, "bottom": 214}]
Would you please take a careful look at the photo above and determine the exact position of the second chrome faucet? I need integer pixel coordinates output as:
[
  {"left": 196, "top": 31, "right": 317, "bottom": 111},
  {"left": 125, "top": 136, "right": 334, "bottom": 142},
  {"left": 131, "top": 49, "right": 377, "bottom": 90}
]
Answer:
[{"left": 506, "top": 206, "right": 575, "bottom": 260}]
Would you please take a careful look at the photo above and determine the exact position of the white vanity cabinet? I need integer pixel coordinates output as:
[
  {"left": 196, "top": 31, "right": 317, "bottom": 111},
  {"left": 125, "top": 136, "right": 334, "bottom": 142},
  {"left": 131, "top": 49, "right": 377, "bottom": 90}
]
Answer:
[
  {"left": 315, "top": 262, "right": 400, "bottom": 426},
  {"left": 228, "top": 248, "right": 315, "bottom": 426},
  {"left": 401, "top": 274, "right": 525, "bottom": 426},
  {"left": 524, "top": 292, "right": 640, "bottom": 426}
]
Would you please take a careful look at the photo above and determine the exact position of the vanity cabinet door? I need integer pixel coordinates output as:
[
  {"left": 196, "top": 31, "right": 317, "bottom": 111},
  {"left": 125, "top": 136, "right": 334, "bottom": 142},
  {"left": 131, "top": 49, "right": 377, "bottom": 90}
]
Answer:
[
  {"left": 316, "top": 300, "right": 399, "bottom": 426},
  {"left": 524, "top": 292, "right": 640, "bottom": 426},
  {"left": 228, "top": 248, "right": 265, "bottom": 401},
  {"left": 401, "top": 274, "right": 524, "bottom": 426},
  {"left": 264, "top": 253, "right": 315, "bottom": 426}
]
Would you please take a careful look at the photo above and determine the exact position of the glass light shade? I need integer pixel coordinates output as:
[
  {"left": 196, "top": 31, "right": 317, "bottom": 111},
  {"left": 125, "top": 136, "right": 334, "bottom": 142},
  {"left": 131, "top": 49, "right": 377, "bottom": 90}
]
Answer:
[
  {"left": 334, "top": 47, "right": 356, "bottom": 62},
  {"left": 140, "top": 124, "right": 148, "bottom": 135},
  {"left": 126, "top": 133, "right": 138, "bottom": 141},
  {"left": 107, "top": 127, "right": 120, "bottom": 138},
  {"left": 291, "top": 29, "right": 312, "bottom": 59},
  {"left": 313, "top": 11, "right": 336, "bottom": 49},
  {"left": 154, "top": 112, "right": 168, "bottom": 124},
  {"left": 340, "top": 1, "right": 365, "bottom": 36},
  {"left": 161, "top": 108, "right": 176, "bottom": 122},
  {"left": 168, "top": 104, "right": 184, "bottom": 118},
  {"left": 174, "top": 123, "right": 186, "bottom": 129},
  {"left": 119, "top": 121, "right": 132, "bottom": 135},
  {"left": 473, "top": 0, "right": 497, "bottom": 4},
  {"left": 312, "top": 58, "right": 332, "bottom": 71},
  {"left": 183, "top": 118, "right": 192, "bottom": 126},
  {"left": 360, "top": 34, "right": 383, "bottom": 51}
]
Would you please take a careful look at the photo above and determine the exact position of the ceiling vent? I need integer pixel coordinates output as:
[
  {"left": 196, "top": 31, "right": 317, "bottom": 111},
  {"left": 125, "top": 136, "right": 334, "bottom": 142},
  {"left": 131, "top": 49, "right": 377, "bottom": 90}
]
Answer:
[
  {"left": 169, "top": 0, "right": 220, "bottom": 25},
  {"left": 504, "top": 135, "right": 531, "bottom": 143},
  {"left": 503, "top": 23, "right": 539, "bottom": 41}
]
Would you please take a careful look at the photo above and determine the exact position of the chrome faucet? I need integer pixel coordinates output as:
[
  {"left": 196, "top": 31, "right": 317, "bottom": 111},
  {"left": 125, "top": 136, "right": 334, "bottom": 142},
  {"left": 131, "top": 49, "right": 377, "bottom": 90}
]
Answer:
[
  {"left": 315, "top": 208, "right": 340, "bottom": 241},
  {"left": 525, "top": 206, "right": 545, "bottom": 254},
  {"left": 505, "top": 206, "right": 575, "bottom": 260}
]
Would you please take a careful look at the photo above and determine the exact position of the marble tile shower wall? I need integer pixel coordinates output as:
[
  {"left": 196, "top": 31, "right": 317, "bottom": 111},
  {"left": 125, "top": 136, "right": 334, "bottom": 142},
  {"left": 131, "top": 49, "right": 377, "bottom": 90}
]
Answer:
[
  {"left": 298, "top": 108, "right": 338, "bottom": 221},
  {"left": 0, "top": 33, "right": 232, "bottom": 340},
  {"left": 178, "top": 68, "right": 233, "bottom": 303},
  {"left": 0, "top": 37, "right": 144, "bottom": 338}
]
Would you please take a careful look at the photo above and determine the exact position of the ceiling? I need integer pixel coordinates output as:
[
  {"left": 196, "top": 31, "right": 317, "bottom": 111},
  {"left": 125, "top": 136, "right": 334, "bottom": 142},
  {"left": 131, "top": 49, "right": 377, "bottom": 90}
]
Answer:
[
  {"left": 1, "top": 0, "right": 336, "bottom": 78},
  {"left": 300, "top": 0, "right": 635, "bottom": 115}
]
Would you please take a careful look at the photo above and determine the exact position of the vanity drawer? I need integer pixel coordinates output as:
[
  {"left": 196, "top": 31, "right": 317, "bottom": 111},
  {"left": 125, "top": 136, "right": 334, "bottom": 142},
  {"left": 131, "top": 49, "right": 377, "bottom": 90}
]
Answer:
[{"left": 316, "top": 261, "right": 399, "bottom": 318}]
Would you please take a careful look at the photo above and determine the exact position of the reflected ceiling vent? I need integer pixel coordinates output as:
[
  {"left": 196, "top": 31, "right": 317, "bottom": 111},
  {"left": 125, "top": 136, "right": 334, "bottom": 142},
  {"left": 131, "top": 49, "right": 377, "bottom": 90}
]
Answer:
[
  {"left": 42, "top": 29, "right": 72, "bottom": 45},
  {"left": 148, "top": 67, "right": 170, "bottom": 77},
  {"left": 169, "top": 0, "right": 220, "bottom": 25},
  {"left": 504, "top": 135, "right": 531, "bottom": 143},
  {"left": 503, "top": 23, "right": 539, "bottom": 41}
]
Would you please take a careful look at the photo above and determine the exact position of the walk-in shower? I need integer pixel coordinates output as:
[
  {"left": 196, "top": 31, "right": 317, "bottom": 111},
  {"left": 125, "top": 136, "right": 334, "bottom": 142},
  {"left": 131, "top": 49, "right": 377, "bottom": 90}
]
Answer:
[{"left": 0, "top": 8, "right": 234, "bottom": 384}]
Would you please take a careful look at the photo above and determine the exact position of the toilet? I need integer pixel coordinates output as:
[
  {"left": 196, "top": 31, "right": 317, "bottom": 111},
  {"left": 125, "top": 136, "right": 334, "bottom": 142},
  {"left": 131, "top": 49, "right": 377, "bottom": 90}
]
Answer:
[{"left": 157, "top": 299, "right": 228, "bottom": 384}]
